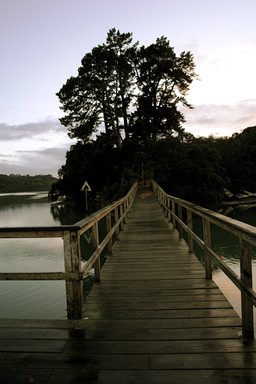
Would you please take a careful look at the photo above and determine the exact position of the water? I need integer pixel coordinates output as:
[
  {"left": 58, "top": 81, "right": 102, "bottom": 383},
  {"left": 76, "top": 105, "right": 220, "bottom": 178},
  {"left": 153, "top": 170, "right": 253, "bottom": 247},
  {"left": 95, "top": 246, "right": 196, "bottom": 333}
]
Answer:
[
  {"left": 212, "top": 205, "right": 256, "bottom": 322},
  {"left": 0, "top": 192, "right": 86, "bottom": 319}
]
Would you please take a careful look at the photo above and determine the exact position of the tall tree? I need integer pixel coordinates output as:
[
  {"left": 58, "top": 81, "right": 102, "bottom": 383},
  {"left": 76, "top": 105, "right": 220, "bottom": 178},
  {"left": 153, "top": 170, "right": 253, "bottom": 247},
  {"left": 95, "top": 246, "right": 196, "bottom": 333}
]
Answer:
[
  {"left": 57, "top": 29, "right": 197, "bottom": 148},
  {"left": 131, "top": 37, "right": 197, "bottom": 140},
  {"left": 54, "top": 29, "right": 198, "bottom": 208},
  {"left": 57, "top": 29, "right": 137, "bottom": 148}
]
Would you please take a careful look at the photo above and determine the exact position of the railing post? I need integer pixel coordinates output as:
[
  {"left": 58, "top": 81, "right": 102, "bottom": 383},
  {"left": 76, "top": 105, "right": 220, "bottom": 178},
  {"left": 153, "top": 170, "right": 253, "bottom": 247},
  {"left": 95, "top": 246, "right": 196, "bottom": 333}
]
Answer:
[
  {"left": 121, "top": 201, "right": 126, "bottom": 225},
  {"left": 120, "top": 204, "right": 124, "bottom": 231},
  {"left": 167, "top": 198, "right": 171, "bottom": 223},
  {"left": 203, "top": 219, "right": 212, "bottom": 279},
  {"left": 114, "top": 206, "right": 120, "bottom": 239},
  {"left": 105, "top": 212, "right": 113, "bottom": 255},
  {"left": 172, "top": 201, "right": 176, "bottom": 229},
  {"left": 165, "top": 197, "right": 169, "bottom": 217},
  {"left": 240, "top": 238, "right": 254, "bottom": 339},
  {"left": 63, "top": 230, "right": 83, "bottom": 319},
  {"left": 187, "top": 209, "right": 194, "bottom": 253},
  {"left": 177, "top": 205, "right": 183, "bottom": 239},
  {"left": 92, "top": 222, "right": 101, "bottom": 282}
]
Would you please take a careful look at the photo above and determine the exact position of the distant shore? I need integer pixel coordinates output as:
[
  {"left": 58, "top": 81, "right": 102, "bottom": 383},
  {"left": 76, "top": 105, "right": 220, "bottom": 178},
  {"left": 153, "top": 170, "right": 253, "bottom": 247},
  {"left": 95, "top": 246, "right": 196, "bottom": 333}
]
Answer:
[{"left": 221, "top": 197, "right": 256, "bottom": 207}]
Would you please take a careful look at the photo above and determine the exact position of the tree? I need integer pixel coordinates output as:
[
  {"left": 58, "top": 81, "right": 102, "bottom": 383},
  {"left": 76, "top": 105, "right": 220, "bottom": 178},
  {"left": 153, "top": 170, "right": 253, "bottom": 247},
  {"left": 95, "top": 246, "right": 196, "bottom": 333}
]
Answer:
[
  {"left": 153, "top": 139, "right": 226, "bottom": 210},
  {"left": 57, "top": 29, "right": 138, "bottom": 148},
  {"left": 57, "top": 29, "right": 197, "bottom": 148},
  {"left": 218, "top": 126, "right": 256, "bottom": 193},
  {"left": 131, "top": 37, "right": 197, "bottom": 140},
  {"left": 54, "top": 29, "right": 199, "bottom": 209}
]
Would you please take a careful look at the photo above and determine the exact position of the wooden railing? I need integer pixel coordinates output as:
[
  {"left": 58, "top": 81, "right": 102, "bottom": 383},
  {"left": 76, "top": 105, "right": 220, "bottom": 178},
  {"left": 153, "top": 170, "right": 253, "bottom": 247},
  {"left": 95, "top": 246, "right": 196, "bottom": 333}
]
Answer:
[
  {"left": 152, "top": 180, "right": 256, "bottom": 339},
  {"left": 0, "top": 182, "right": 138, "bottom": 320}
]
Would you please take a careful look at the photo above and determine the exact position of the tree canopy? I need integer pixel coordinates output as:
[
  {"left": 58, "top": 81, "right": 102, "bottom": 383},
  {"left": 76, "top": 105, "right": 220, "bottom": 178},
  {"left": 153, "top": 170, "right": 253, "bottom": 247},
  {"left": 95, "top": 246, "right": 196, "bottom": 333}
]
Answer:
[
  {"left": 53, "top": 29, "right": 201, "bottom": 209},
  {"left": 52, "top": 29, "right": 256, "bottom": 212},
  {"left": 57, "top": 28, "right": 197, "bottom": 147}
]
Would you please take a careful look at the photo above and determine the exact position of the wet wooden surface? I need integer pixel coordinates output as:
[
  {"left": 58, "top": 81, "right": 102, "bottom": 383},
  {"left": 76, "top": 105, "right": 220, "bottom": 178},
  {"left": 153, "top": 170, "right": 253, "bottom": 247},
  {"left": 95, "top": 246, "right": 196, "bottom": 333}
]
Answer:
[{"left": 0, "top": 188, "right": 256, "bottom": 383}]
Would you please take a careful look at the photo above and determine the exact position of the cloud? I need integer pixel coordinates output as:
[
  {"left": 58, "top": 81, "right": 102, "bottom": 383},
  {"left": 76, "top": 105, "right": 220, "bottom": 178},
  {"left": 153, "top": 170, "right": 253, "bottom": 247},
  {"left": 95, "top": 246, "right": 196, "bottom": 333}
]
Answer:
[
  {"left": 0, "top": 118, "right": 67, "bottom": 141},
  {"left": 0, "top": 118, "right": 74, "bottom": 176},
  {"left": 0, "top": 146, "right": 69, "bottom": 176},
  {"left": 183, "top": 100, "right": 256, "bottom": 137}
]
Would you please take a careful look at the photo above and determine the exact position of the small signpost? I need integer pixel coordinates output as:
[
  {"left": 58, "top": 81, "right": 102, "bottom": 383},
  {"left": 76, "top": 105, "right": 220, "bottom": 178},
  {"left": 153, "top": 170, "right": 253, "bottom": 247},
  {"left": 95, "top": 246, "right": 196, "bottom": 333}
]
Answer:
[{"left": 81, "top": 180, "right": 92, "bottom": 212}]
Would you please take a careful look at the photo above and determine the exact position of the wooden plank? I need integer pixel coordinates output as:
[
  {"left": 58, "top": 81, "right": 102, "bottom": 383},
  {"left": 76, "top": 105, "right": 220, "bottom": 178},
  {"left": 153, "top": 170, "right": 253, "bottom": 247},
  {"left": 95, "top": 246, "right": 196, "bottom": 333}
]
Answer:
[
  {"left": 0, "top": 352, "right": 149, "bottom": 370},
  {"left": 86, "top": 293, "right": 227, "bottom": 303},
  {"left": 0, "top": 339, "right": 66, "bottom": 353},
  {"left": 83, "top": 308, "right": 238, "bottom": 320},
  {"left": 63, "top": 338, "right": 256, "bottom": 354},
  {"left": 59, "top": 370, "right": 256, "bottom": 384},
  {"left": 79, "top": 317, "right": 242, "bottom": 329},
  {"left": 0, "top": 328, "right": 70, "bottom": 339},
  {"left": 150, "top": 352, "right": 256, "bottom": 369},
  {"left": 0, "top": 368, "right": 52, "bottom": 383}
]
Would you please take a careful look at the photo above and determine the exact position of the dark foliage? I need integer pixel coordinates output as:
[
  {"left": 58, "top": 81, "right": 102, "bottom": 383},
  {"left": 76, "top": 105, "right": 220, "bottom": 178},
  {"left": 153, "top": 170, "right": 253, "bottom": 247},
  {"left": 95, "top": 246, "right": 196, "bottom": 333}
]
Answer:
[
  {"left": 0, "top": 174, "right": 57, "bottom": 193},
  {"left": 51, "top": 29, "right": 256, "bottom": 211}
]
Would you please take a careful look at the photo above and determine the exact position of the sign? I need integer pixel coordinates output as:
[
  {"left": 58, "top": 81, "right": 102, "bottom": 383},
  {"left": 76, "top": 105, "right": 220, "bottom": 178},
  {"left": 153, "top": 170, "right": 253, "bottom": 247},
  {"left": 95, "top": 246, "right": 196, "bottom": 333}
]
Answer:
[{"left": 81, "top": 181, "right": 92, "bottom": 192}]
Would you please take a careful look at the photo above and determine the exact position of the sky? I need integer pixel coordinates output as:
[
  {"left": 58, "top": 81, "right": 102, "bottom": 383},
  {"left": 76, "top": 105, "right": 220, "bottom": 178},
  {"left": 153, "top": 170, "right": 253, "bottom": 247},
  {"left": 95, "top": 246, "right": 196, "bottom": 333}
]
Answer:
[{"left": 0, "top": 0, "right": 256, "bottom": 176}]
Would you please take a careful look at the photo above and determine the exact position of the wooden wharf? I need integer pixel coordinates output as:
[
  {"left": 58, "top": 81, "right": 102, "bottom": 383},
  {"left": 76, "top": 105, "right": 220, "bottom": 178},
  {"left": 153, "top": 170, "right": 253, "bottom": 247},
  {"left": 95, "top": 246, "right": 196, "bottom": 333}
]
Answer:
[{"left": 1, "top": 187, "right": 256, "bottom": 383}]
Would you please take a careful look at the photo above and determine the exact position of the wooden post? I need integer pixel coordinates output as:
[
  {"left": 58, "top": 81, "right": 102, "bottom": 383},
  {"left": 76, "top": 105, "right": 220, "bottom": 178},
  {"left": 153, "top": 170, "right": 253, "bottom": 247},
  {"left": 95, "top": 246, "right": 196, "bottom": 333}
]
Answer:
[
  {"left": 240, "top": 238, "right": 254, "bottom": 339},
  {"left": 92, "top": 222, "right": 101, "bottom": 282},
  {"left": 177, "top": 205, "right": 183, "bottom": 239},
  {"left": 63, "top": 230, "right": 83, "bottom": 319},
  {"left": 167, "top": 198, "right": 171, "bottom": 223},
  {"left": 120, "top": 204, "right": 124, "bottom": 231},
  {"left": 128, "top": 195, "right": 132, "bottom": 214},
  {"left": 123, "top": 201, "right": 127, "bottom": 223},
  {"left": 203, "top": 219, "right": 212, "bottom": 279},
  {"left": 105, "top": 213, "right": 113, "bottom": 255},
  {"left": 165, "top": 197, "right": 168, "bottom": 217},
  {"left": 114, "top": 206, "right": 120, "bottom": 239},
  {"left": 172, "top": 201, "right": 176, "bottom": 229},
  {"left": 187, "top": 209, "right": 194, "bottom": 253}
]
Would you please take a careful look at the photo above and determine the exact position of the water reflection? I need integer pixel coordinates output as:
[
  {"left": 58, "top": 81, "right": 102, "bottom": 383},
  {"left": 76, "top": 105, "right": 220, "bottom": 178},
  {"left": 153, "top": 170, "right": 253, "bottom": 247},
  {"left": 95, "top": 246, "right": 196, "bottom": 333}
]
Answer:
[
  {"left": 0, "top": 192, "right": 86, "bottom": 319},
  {"left": 50, "top": 203, "right": 84, "bottom": 225},
  {"left": 195, "top": 203, "right": 256, "bottom": 327}
]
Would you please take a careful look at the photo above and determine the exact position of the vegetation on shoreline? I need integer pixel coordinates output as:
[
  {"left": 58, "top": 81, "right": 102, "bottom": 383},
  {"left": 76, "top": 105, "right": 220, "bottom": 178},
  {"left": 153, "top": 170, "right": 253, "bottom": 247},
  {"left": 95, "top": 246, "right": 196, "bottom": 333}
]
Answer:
[{"left": 0, "top": 174, "right": 58, "bottom": 193}]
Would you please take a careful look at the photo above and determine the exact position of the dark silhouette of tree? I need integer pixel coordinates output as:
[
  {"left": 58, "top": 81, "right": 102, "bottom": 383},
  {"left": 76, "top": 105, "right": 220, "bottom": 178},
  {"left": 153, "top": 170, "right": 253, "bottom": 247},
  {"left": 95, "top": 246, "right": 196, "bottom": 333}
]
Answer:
[
  {"left": 57, "top": 29, "right": 138, "bottom": 148},
  {"left": 57, "top": 29, "right": 197, "bottom": 148},
  {"left": 131, "top": 37, "right": 196, "bottom": 140}
]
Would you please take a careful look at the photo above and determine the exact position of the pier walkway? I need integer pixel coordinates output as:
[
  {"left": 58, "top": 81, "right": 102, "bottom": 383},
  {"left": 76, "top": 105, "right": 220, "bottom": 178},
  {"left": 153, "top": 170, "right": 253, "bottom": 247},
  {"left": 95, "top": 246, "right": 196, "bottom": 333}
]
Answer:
[{"left": 1, "top": 188, "right": 256, "bottom": 383}]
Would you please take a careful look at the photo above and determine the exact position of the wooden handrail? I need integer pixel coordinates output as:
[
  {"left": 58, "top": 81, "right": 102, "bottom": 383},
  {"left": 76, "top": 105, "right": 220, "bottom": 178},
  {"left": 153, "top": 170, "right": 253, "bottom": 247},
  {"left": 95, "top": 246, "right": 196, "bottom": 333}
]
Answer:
[
  {"left": 152, "top": 180, "right": 256, "bottom": 339},
  {"left": 0, "top": 181, "right": 138, "bottom": 320}
]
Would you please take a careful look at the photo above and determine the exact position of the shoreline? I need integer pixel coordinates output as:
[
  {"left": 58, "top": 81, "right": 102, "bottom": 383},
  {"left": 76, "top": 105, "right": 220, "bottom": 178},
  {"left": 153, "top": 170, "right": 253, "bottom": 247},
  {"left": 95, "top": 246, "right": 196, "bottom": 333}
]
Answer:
[{"left": 221, "top": 197, "right": 256, "bottom": 207}]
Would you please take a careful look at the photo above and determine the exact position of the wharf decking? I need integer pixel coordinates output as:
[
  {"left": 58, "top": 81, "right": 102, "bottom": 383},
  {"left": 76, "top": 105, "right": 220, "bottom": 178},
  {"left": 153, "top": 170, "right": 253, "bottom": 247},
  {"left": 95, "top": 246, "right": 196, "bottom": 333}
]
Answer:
[{"left": 1, "top": 188, "right": 256, "bottom": 383}]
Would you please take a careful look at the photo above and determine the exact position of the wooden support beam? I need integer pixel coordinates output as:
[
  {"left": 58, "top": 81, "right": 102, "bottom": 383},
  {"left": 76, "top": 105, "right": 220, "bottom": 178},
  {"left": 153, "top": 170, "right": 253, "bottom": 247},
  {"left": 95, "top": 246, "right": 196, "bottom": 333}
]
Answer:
[
  {"left": 240, "top": 238, "right": 254, "bottom": 339},
  {"left": 63, "top": 230, "right": 83, "bottom": 320}
]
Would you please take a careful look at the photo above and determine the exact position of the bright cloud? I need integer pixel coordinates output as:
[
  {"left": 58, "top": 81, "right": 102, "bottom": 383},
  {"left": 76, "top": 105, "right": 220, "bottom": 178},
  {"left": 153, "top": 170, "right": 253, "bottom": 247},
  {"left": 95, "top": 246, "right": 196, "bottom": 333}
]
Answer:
[
  {"left": 0, "top": 118, "right": 74, "bottom": 176},
  {"left": 190, "top": 39, "right": 256, "bottom": 106},
  {"left": 183, "top": 100, "right": 256, "bottom": 137}
]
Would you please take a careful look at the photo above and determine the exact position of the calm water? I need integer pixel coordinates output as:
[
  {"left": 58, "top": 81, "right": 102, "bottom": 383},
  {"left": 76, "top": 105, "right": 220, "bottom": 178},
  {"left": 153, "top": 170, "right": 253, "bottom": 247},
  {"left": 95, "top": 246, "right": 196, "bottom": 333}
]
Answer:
[
  {"left": 1, "top": 193, "right": 256, "bottom": 322},
  {"left": 212, "top": 205, "right": 256, "bottom": 322},
  {"left": 0, "top": 192, "right": 86, "bottom": 319}
]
